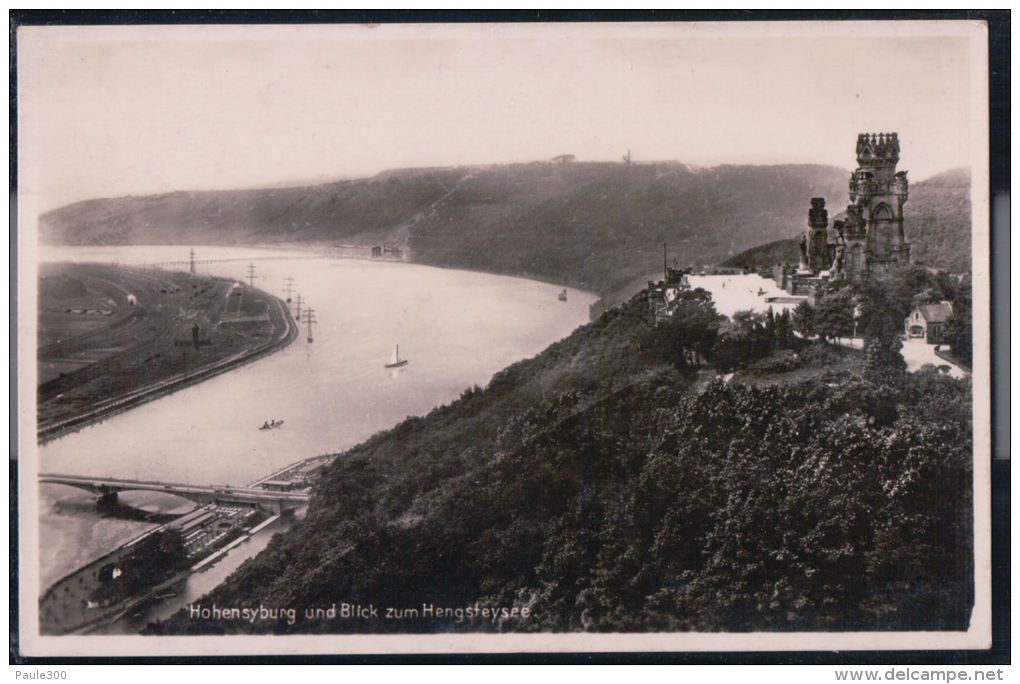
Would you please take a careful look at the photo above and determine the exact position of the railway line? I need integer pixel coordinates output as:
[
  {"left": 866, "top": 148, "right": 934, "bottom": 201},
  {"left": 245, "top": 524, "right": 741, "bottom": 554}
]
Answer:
[{"left": 37, "top": 264, "right": 299, "bottom": 442}]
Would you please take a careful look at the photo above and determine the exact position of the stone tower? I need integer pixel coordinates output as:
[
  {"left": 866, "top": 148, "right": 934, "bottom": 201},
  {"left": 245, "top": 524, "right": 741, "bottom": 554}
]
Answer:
[
  {"left": 807, "top": 197, "right": 829, "bottom": 272},
  {"left": 845, "top": 132, "right": 910, "bottom": 278}
]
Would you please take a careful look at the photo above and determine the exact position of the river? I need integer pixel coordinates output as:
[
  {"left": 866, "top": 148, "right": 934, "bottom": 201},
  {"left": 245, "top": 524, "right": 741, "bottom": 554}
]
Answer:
[{"left": 36, "top": 245, "right": 598, "bottom": 596}]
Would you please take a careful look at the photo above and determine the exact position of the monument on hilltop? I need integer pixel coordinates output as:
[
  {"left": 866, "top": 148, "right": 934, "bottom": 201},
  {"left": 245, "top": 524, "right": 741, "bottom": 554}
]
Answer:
[
  {"left": 771, "top": 133, "right": 912, "bottom": 300},
  {"left": 833, "top": 133, "right": 910, "bottom": 279},
  {"left": 804, "top": 132, "right": 911, "bottom": 281}
]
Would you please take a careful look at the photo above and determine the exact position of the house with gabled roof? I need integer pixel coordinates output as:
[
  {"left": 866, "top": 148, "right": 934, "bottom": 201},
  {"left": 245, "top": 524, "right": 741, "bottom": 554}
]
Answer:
[{"left": 905, "top": 301, "right": 953, "bottom": 344}]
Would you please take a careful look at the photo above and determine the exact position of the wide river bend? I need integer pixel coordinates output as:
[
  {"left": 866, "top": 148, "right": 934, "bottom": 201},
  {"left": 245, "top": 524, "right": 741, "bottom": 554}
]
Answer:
[{"left": 36, "top": 245, "right": 597, "bottom": 591}]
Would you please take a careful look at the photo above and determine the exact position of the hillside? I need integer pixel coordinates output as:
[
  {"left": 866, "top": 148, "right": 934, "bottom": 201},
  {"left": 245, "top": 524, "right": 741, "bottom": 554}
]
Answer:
[
  {"left": 905, "top": 168, "right": 973, "bottom": 271},
  {"left": 149, "top": 291, "right": 973, "bottom": 635},
  {"left": 39, "top": 162, "right": 849, "bottom": 296},
  {"left": 721, "top": 169, "right": 972, "bottom": 273}
]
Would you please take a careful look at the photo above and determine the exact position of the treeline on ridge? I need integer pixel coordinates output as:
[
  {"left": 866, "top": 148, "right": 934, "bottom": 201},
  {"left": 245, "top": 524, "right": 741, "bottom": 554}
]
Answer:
[{"left": 40, "top": 162, "right": 850, "bottom": 297}]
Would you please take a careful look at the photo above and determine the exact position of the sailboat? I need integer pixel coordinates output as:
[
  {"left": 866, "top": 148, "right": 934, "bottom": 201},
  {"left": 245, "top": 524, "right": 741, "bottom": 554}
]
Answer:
[{"left": 385, "top": 344, "right": 409, "bottom": 369}]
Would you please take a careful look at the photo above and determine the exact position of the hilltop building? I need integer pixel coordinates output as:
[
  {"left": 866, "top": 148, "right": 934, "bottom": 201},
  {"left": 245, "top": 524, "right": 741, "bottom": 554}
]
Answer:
[
  {"left": 811, "top": 132, "right": 911, "bottom": 280},
  {"left": 774, "top": 133, "right": 911, "bottom": 299}
]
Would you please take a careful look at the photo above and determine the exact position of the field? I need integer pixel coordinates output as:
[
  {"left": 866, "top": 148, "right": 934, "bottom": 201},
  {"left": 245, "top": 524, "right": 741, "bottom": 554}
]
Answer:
[{"left": 37, "top": 263, "right": 294, "bottom": 438}]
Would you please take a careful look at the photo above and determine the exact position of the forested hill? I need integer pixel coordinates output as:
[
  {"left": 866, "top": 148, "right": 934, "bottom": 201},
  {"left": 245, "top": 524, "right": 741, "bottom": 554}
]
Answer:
[
  {"left": 150, "top": 290, "right": 973, "bottom": 635},
  {"left": 721, "top": 168, "right": 972, "bottom": 273},
  {"left": 39, "top": 162, "right": 848, "bottom": 295},
  {"left": 905, "top": 168, "right": 973, "bottom": 271}
]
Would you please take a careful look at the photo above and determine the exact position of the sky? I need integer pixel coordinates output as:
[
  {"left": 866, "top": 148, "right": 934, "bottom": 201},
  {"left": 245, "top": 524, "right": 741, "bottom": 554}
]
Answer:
[{"left": 18, "top": 22, "right": 983, "bottom": 216}]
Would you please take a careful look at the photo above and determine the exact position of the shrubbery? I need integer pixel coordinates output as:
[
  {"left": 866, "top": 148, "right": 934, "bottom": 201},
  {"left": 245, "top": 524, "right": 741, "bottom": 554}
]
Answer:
[{"left": 741, "top": 349, "right": 803, "bottom": 375}]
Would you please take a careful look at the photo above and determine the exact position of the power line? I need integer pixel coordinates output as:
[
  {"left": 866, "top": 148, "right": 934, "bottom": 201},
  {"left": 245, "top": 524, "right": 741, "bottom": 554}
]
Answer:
[{"left": 305, "top": 307, "right": 317, "bottom": 343}]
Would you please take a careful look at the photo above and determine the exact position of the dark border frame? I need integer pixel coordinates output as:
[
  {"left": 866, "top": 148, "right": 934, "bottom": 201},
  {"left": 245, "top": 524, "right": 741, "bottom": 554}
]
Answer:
[{"left": 9, "top": 8, "right": 1010, "bottom": 666}]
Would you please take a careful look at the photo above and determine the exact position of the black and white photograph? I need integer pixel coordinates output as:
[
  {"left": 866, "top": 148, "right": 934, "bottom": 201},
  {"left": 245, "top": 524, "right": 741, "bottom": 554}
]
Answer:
[{"left": 14, "top": 16, "right": 995, "bottom": 658}]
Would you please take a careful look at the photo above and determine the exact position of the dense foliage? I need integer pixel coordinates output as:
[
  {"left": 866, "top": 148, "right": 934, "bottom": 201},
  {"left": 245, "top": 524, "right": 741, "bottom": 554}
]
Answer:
[
  {"left": 151, "top": 290, "right": 973, "bottom": 635},
  {"left": 711, "top": 308, "right": 800, "bottom": 373},
  {"left": 801, "top": 265, "right": 972, "bottom": 375},
  {"left": 944, "top": 277, "right": 973, "bottom": 367},
  {"left": 903, "top": 169, "right": 973, "bottom": 273}
]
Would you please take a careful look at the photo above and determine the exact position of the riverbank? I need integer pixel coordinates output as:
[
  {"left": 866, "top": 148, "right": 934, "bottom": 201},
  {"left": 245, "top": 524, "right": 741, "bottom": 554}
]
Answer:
[
  {"left": 40, "top": 449, "right": 338, "bottom": 635},
  {"left": 38, "top": 264, "right": 299, "bottom": 443},
  {"left": 33, "top": 248, "right": 600, "bottom": 635}
]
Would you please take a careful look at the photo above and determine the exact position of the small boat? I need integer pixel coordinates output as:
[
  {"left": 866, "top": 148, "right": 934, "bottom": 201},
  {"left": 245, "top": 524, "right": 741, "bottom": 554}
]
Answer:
[
  {"left": 259, "top": 419, "right": 284, "bottom": 431},
  {"left": 558, "top": 289, "right": 568, "bottom": 302},
  {"left": 385, "top": 345, "right": 409, "bottom": 369}
]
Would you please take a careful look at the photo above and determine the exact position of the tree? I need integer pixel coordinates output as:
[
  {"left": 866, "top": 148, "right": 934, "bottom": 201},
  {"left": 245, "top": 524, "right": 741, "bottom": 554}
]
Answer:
[
  {"left": 774, "top": 308, "right": 794, "bottom": 349},
  {"left": 792, "top": 300, "right": 814, "bottom": 338},
  {"left": 731, "top": 310, "right": 770, "bottom": 362},
  {"left": 933, "top": 270, "right": 959, "bottom": 302},
  {"left": 673, "top": 290, "right": 723, "bottom": 365},
  {"left": 852, "top": 277, "right": 908, "bottom": 383},
  {"left": 901, "top": 264, "right": 944, "bottom": 302},
  {"left": 944, "top": 277, "right": 972, "bottom": 367},
  {"left": 813, "top": 288, "right": 855, "bottom": 344},
  {"left": 651, "top": 288, "right": 723, "bottom": 368},
  {"left": 764, "top": 307, "right": 777, "bottom": 349},
  {"left": 864, "top": 335, "right": 907, "bottom": 383},
  {"left": 856, "top": 276, "right": 909, "bottom": 341}
]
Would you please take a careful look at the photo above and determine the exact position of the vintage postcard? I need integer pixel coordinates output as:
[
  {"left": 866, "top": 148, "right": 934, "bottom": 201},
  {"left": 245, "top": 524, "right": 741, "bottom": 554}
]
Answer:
[{"left": 15, "top": 19, "right": 992, "bottom": 657}]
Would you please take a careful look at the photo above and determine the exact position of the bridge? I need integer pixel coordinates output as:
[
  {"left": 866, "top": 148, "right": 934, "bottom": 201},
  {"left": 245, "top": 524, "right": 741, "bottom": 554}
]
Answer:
[{"left": 39, "top": 473, "right": 309, "bottom": 514}]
